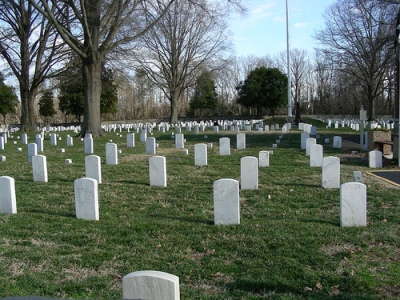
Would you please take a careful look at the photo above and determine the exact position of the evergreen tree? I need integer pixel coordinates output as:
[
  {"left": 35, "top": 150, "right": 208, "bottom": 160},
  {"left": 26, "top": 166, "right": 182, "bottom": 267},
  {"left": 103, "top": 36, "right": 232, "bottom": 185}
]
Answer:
[
  {"left": 190, "top": 71, "right": 218, "bottom": 117},
  {"left": 0, "top": 73, "right": 18, "bottom": 125},
  {"left": 236, "top": 67, "right": 287, "bottom": 117},
  {"left": 58, "top": 57, "right": 118, "bottom": 122},
  {"left": 38, "top": 90, "right": 56, "bottom": 124}
]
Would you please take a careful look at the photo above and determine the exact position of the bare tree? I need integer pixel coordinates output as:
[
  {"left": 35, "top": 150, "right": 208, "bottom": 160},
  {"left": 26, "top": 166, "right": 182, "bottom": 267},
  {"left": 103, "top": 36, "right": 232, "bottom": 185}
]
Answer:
[
  {"left": 314, "top": 0, "right": 396, "bottom": 120},
  {"left": 0, "top": 0, "right": 67, "bottom": 132},
  {"left": 130, "top": 0, "right": 234, "bottom": 123},
  {"left": 32, "top": 0, "right": 176, "bottom": 137},
  {"left": 277, "top": 48, "right": 310, "bottom": 122}
]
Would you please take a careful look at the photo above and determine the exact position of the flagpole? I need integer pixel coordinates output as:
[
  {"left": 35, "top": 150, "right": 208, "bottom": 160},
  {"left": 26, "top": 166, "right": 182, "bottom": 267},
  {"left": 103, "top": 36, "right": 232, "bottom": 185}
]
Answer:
[{"left": 286, "top": 0, "right": 292, "bottom": 117}]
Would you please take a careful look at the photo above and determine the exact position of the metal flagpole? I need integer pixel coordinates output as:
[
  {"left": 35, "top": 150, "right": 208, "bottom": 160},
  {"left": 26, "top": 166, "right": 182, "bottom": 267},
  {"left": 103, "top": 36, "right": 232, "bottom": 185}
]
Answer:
[{"left": 286, "top": 0, "right": 292, "bottom": 117}]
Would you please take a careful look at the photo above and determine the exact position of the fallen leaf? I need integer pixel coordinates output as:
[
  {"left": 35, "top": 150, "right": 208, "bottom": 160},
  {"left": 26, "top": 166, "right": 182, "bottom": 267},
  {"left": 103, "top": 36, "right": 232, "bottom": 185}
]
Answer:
[
  {"left": 316, "top": 282, "right": 322, "bottom": 289},
  {"left": 304, "top": 287, "right": 312, "bottom": 292},
  {"left": 212, "top": 272, "right": 224, "bottom": 277}
]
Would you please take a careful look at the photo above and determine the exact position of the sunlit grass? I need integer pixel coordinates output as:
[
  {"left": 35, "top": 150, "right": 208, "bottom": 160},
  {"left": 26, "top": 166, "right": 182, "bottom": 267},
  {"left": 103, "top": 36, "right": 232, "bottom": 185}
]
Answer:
[{"left": 0, "top": 119, "right": 399, "bottom": 299}]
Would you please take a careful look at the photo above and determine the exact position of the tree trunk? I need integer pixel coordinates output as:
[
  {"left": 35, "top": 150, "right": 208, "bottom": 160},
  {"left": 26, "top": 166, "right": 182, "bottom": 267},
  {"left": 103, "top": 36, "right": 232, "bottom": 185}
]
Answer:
[
  {"left": 81, "top": 59, "right": 103, "bottom": 137},
  {"left": 169, "top": 90, "right": 180, "bottom": 124},
  {"left": 20, "top": 87, "right": 37, "bottom": 132},
  {"left": 368, "top": 95, "right": 375, "bottom": 121}
]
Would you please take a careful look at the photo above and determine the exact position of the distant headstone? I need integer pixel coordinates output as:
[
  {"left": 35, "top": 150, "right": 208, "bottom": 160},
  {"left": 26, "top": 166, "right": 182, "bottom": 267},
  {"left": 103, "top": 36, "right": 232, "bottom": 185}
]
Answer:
[
  {"left": 175, "top": 133, "right": 184, "bottom": 149},
  {"left": 36, "top": 136, "right": 43, "bottom": 152},
  {"left": 240, "top": 156, "right": 258, "bottom": 190},
  {"left": 310, "top": 144, "right": 323, "bottom": 167},
  {"left": 32, "top": 155, "right": 48, "bottom": 182},
  {"left": 149, "top": 156, "right": 167, "bottom": 187},
  {"left": 194, "top": 143, "right": 207, "bottom": 166},
  {"left": 353, "top": 171, "right": 363, "bottom": 183},
  {"left": 122, "top": 270, "right": 180, "bottom": 300},
  {"left": 27, "top": 143, "right": 37, "bottom": 163},
  {"left": 84, "top": 134, "right": 93, "bottom": 154},
  {"left": 340, "top": 182, "right": 367, "bottom": 227},
  {"left": 74, "top": 177, "right": 99, "bottom": 221},
  {"left": 236, "top": 133, "right": 246, "bottom": 150},
  {"left": 85, "top": 155, "right": 102, "bottom": 184},
  {"left": 333, "top": 136, "right": 342, "bottom": 149},
  {"left": 310, "top": 126, "right": 317, "bottom": 136},
  {"left": 146, "top": 137, "right": 157, "bottom": 155},
  {"left": 21, "top": 133, "right": 28, "bottom": 145},
  {"left": 258, "top": 151, "right": 269, "bottom": 167},
  {"left": 0, "top": 176, "right": 17, "bottom": 214},
  {"left": 66, "top": 136, "right": 73, "bottom": 147},
  {"left": 106, "top": 143, "right": 118, "bottom": 165},
  {"left": 127, "top": 133, "right": 135, "bottom": 148},
  {"left": 301, "top": 132, "right": 310, "bottom": 149},
  {"left": 322, "top": 156, "right": 340, "bottom": 189},
  {"left": 50, "top": 133, "right": 57, "bottom": 146},
  {"left": 214, "top": 179, "right": 240, "bottom": 225},
  {"left": 369, "top": 150, "right": 382, "bottom": 168},
  {"left": 219, "top": 137, "right": 230, "bottom": 155},
  {"left": 140, "top": 132, "right": 147, "bottom": 142},
  {"left": 306, "top": 137, "right": 316, "bottom": 156},
  {"left": 0, "top": 137, "right": 3, "bottom": 150}
]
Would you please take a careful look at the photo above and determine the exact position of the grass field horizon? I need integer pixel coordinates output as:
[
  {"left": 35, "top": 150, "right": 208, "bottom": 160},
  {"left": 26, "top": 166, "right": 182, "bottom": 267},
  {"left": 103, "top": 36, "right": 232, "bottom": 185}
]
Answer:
[{"left": 0, "top": 117, "right": 399, "bottom": 299}]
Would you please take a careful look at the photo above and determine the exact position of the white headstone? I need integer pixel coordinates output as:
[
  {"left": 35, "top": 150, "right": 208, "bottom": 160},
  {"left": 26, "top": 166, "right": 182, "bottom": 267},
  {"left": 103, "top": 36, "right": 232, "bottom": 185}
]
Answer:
[
  {"left": 310, "top": 144, "right": 323, "bottom": 167},
  {"left": 122, "top": 270, "right": 180, "bottom": 300},
  {"left": 27, "top": 143, "right": 37, "bottom": 163},
  {"left": 333, "top": 136, "right": 342, "bottom": 149},
  {"left": 74, "top": 178, "right": 99, "bottom": 221},
  {"left": 301, "top": 132, "right": 310, "bottom": 149},
  {"left": 214, "top": 179, "right": 240, "bottom": 225},
  {"left": 32, "top": 155, "right": 48, "bottom": 182},
  {"left": 84, "top": 135, "right": 93, "bottom": 154},
  {"left": 322, "top": 156, "right": 340, "bottom": 189},
  {"left": 219, "top": 137, "right": 230, "bottom": 155},
  {"left": 21, "top": 133, "right": 28, "bottom": 145},
  {"left": 127, "top": 133, "right": 135, "bottom": 148},
  {"left": 306, "top": 138, "right": 316, "bottom": 156},
  {"left": 106, "top": 143, "right": 118, "bottom": 165},
  {"left": 0, "top": 137, "right": 4, "bottom": 150},
  {"left": 146, "top": 137, "right": 157, "bottom": 155},
  {"left": 258, "top": 151, "right": 269, "bottom": 167},
  {"left": 175, "top": 133, "right": 184, "bottom": 149},
  {"left": 66, "top": 136, "right": 73, "bottom": 147},
  {"left": 85, "top": 155, "right": 102, "bottom": 184},
  {"left": 36, "top": 136, "right": 44, "bottom": 152},
  {"left": 236, "top": 133, "right": 246, "bottom": 150},
  {"left": 194, "top": 143, "right": 207, "bottom": 166},
  {"left": 353, "top": 171, "right": 363, "bottom": 183},
  {"left": 340, "top": 182, "right": 367, "bottom": 227},
  {"left": 149, "top": 156, "right": 167, "bottom": 187},
  {"left": 0, "top": 176, "right": 17, "bottom": 214},
  {"left": 50, "top": 133, "right": 57, "bottom": 145},
  {"left": 368, "top": 150, "right": 382, "bottom": 168},
  {"left": 140, "top": 132, "right": 147, "bottom": 142},
  {"left": 240, "top": 156, "right": 258, "bottom": 190}
]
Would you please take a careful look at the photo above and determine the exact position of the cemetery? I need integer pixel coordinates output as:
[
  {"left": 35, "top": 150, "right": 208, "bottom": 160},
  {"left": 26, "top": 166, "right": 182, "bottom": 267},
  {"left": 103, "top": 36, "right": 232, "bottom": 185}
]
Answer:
[{"left": 0, "top": 117, "right": 399, "bottom": 299}]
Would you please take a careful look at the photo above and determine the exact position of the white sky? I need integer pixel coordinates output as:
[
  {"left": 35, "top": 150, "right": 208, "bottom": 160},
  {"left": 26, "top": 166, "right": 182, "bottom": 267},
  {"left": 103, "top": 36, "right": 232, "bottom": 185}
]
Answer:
[{"left": 228, "top": 0, "right": 337, "bottom": 57}]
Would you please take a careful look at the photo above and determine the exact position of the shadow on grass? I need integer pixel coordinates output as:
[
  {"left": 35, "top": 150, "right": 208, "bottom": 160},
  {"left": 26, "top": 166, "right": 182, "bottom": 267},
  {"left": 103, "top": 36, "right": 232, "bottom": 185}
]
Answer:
[
  {"left": 25, "top": 208, "right": 75, "bottom": 218},
  {"left": 148, "top": 214, "right": 214, "bottom": 225},
  {"left": 118, "top": 180, "right": 149, "bottom": 186},
  {"left": 300, "top": 218, "right": 339, "bottom": 227},
  {"left": 226, "top": 279, "right": 378, "bottom": 300}
]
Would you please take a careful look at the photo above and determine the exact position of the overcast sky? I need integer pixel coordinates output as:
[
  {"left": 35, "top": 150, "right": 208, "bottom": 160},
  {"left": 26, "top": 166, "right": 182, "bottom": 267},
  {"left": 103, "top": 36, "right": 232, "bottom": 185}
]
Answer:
[{"left": 228, "top": 0, "right": 337, "bottom": 57}]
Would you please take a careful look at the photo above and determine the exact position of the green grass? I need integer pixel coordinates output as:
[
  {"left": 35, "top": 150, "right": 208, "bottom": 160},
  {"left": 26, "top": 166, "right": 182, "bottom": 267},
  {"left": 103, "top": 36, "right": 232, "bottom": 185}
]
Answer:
[{"left": 0, "top": 119, "right": 399, "bottom": 299}]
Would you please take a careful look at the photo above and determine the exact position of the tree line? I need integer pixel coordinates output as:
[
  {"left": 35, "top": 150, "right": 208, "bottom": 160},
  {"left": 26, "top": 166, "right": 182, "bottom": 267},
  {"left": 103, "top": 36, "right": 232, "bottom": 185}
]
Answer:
[{"left": 0, "top": 0, "right": 398, "bottom": 136}]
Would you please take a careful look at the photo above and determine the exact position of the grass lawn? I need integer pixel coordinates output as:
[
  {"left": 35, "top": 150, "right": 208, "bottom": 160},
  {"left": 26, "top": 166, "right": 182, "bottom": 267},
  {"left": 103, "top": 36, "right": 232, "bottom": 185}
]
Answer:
[{"left": 0, "top": 117, "right": 399, "bottom": 299}]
